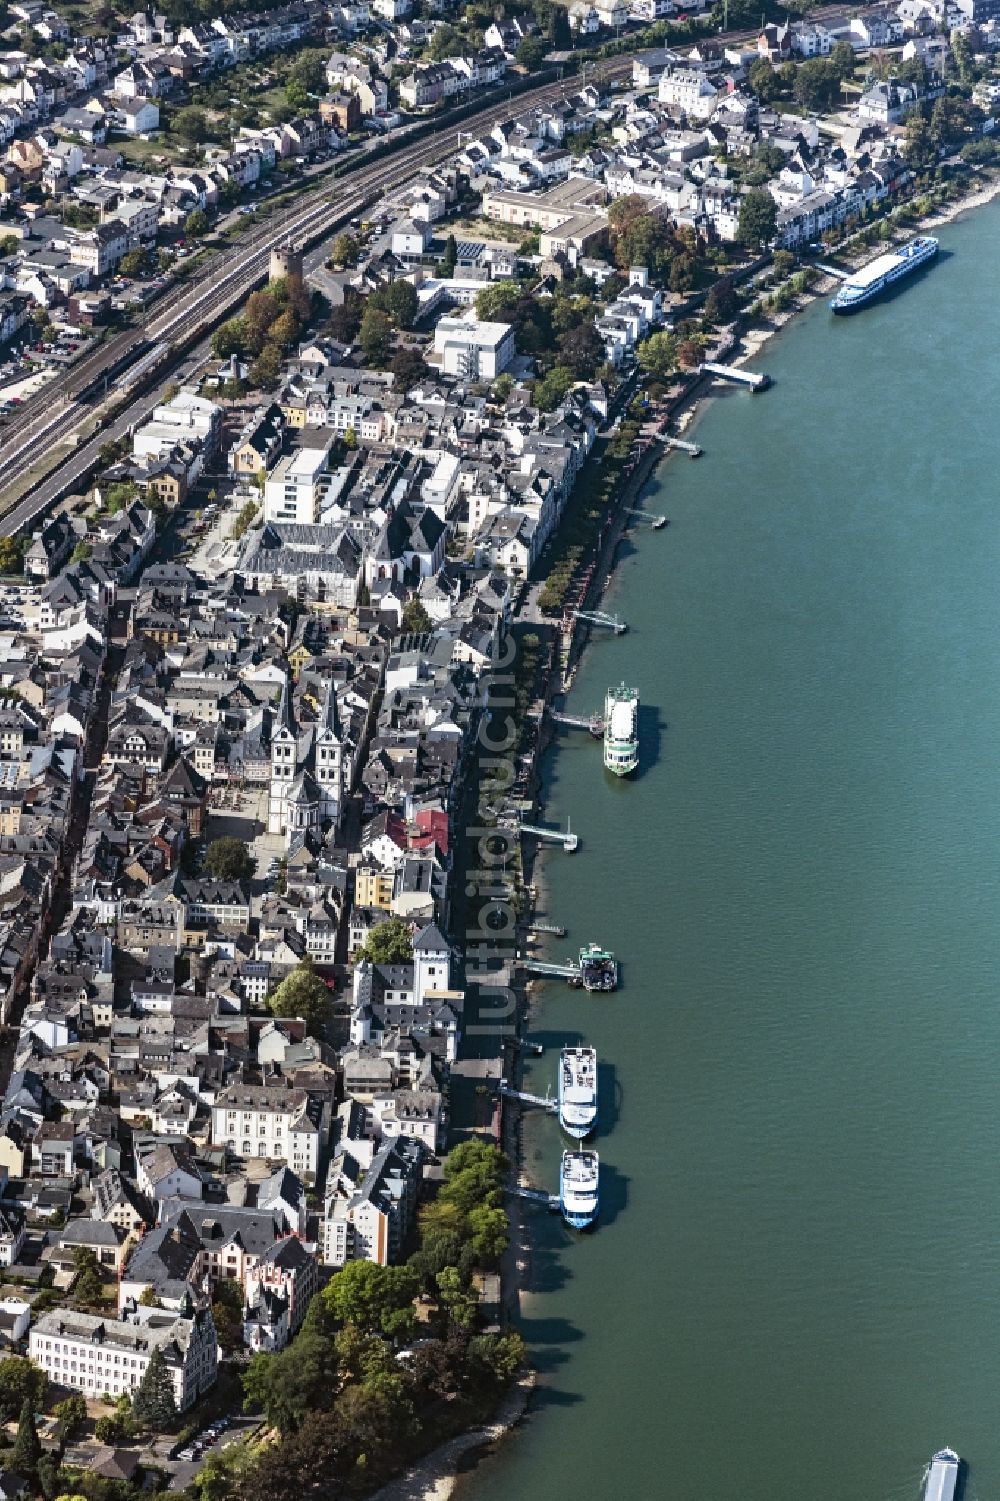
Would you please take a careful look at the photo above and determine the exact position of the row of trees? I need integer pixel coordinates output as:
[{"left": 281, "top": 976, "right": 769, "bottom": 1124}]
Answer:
[
  {"left": 903, "top": 93, "right": 987, "bottom": 166},
  {"left": 211, "top": 275, "right": 313, "bottom": 389},
  {"left": 746, "top": 41, "right": 857, "bottom": 110}
]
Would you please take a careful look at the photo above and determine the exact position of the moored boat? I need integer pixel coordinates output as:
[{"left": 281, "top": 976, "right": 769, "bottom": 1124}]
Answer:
[
  {"left": 830, "top": 235, "right": 938, "bottom": 314},
  {"left": 578, "top": 943, "right": 618, "bottom": 991},
  {"left": 559, "top": 1046, "right": 598, "bottom": 1138},
  {"left": 560, "top": 1148, "right": 599, "bottom": 1229},
  {"left": 604, "top": 683, "right": 639, "bottom": 776}
]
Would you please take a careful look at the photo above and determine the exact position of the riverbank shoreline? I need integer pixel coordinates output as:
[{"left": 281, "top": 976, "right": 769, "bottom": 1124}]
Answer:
[
  {"left": 727, "top": 169, "right": 1000, "bottom": 373},
  {"left": 366, "top": 1372, "right": 537, "bottom": 1501},
  {"left": 412, "top": 162, "right": 1000, "bottom": 1501}
]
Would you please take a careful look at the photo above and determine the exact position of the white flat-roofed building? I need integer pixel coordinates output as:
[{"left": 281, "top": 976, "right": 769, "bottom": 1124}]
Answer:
[
  {"left": 432, "top": 314, "right": 514, "bottom": 380},
  {"left": 263, "top": 447, "right": 331, "bottom": 525},
  {"left": 29, "top": 1305, "right": 217, "bottom": 1410}
]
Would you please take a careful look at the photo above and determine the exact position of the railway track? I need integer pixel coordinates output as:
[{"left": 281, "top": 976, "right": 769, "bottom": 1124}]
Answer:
[
  {"left": 0, "top": 6, "right": 872, "bottom": 523},
  {"left": 0, "top": 67, "right": 619, "bottom": 514}
]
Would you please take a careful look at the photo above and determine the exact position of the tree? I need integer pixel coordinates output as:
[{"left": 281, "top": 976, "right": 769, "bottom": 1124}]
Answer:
[
  {"left": 205, "top": 836, "right": 254, "bottom": 883},
  {"left": 73, "top": 1247, "right": 104, "bottom": 1306},
  {"left": 442, "top": 233, "right": 457, "bottom": 276},
  {"left": 212, "top": 316, "right": 247, "bottom": 360},
  {"left": 829, "top": 39, "right": 856, "bottom": 82},
  {"left": 517, "top": 34, "right": 548, "bottom": 70},
  {"left": 36, "top": 1453, "right": 61, "bottom": 1501},
  {"left": 249, "top": 344, "right": 283, "bottom": 391},
  {"left": 330, "top": 232, "right": 359, "bottom": 268},
  {"left": 557, "top": 322, "right": 604, "bottom": 379},
  {"left": 903, "top": 109, "right": 933, "bottom": 168},
  {"left": 322, "top": 1261, "right": 418, "bottom": 1339},
  {"left": 427, "top": 22, "right": 462, "bottom": 58},
  {"left": 120, "top": 247, "right": 148, "bottom": 278},
  {"left": 704, "top": 276, "right": 738, "bottom": 323},
  {"left": 242, "top": 1307, "right": 339, "bottom": 1435},
  {"left": 131, "top": 1346, "right": 177, "bottom": 1432},
  {"left": 747, "top": 57, "right": 781, "bottom": 102},
  {"left": 435, "top": 1266, "right": 477, "bottom": 1328},
  {"left": 401, "top": 597, "right": 432, "bottom": 633},
  {"left": 328, "top": 298, "right": 362, "bottom": 342},
  {"left": 270, "top": 308, "right": 301, "bottom": 350},
  {"left": 173, "top": 106, "right": 208, "bottom": 145},
  {"left": 212, "top": 1280, "right": 244, "bottom": 1354},
  {"left": 358, "top": 307, "right": 393, "bottom": 366},
  {"left": 369, "top": 280, "right": 418, "bottom": 330},
  {"left": 737, "top": 188, "right": 777, "bottom": 249},
  {"left": 0, "top": 1359, "right": 45, "bottom": 1423},
  {"left": 245, "top": 289, "right": 281, "bottom": 347},
  {"left": 267, "top": 958, "right": 330, "bottom": 1035},
  {"left": 793, "top": 57, "right": 839, "bottom": 111},
  {"left": 636, "top": 330, "right": 678, "bottom": 382},
  {"left": 54, "top": 1394, "right": 87, "bottom": 1439},
  {"left": 12, "top": 1399, "right": 40, "bottom": 1478},
  {"left": 94, "top": 1412, "right": 133, "bottom": 1443},
  {"left": 475, "top": 281, "right": 520, "bottom": 321},
  {"left": 70, "top": 542, "right": 92, "bottom": 564},
  {"left": 532, "top": 364, "right": 574, "bottom": 412},
  {"left": 0, "top": 536, "right": 24, "bottom": 575},
  {"left": 466, "top": 1203, "right": 509, "bottom": 1268},
  {"left": 468, "top": 1330, "right": 525, "bottom": 1387},
  {"left": 184, "top": 208, "right": 209, "bottom": 238},
  {"left": 357, "top": 916, "right": 413, "bottom": 965},
  {"left": 390, "top": 345, "right": 427, "bottom": 390}
]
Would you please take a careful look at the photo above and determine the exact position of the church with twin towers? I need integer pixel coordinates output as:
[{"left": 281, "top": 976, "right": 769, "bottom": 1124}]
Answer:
[{"left": 268, "top": 674, "right": 345, "bottom": 842}]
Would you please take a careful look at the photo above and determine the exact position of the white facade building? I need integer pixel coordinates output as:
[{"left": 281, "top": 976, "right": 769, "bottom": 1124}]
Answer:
[
  {"left": 211, "top": 1083, "right": 325, "bottom": 1182},
  {"left": 262, "top": 447, "right": 331, "bottom": 525},
  {"left": 30, "top": 1306, "right": 218, "bottom": 1410},
  {"left": 432, "top": 314, "right": 515, "bottom": 380}
]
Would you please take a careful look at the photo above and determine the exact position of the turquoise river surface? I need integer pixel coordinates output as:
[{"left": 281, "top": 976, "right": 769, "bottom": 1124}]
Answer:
[{"left": 464, "top": 200, "right": 1000, "bottom": 1501}]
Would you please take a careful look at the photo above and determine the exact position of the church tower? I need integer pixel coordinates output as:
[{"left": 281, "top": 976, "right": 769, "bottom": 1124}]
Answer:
[
  {"left": 313, "top": 677, "right": 344, "bottom": 828},
  {"left": 268, "top": 680, "right": 297, "bottom": 835}
]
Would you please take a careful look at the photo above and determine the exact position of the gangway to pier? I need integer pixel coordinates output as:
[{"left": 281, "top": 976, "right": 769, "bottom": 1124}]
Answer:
[
  {"left": 507, "top": 1184, "right": 561, "bottom": 1211},
  {"left": 516, "top": 818, "right": 579, "bottom": 852},
  {"left": 815, "top": 262, "right": 849, "bottom": 280},
  {"left": 571, "top": 608, "right": 628, "bottom": 634},
  {"left": 517, "top": 957, "right": 583, "bottom": 981},
  {"left": 498, "top": 1080, "right": 558, "bottom": 1114},
  {"left": 529, "top": 921, "right": 567, "bottom": 937},
  {"left": 700, "top": 361, "right": 771, "bottom": 391},
  {"left": 548, "top": 708, "right": 603, "bottom": 736},
  {"left": 623, "top": 508, "right": 669, "bottom": 530},
  {"left": 509, "top": 1036, "right": 545, "bottom": 1054},
  {"left": 663, "top": 436, "right": 702, "bottom": 457}
]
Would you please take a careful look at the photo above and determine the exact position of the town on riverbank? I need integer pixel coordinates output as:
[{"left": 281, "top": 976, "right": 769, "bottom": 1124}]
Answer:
[{"left": 0, "top": 0, "right": 993, "bottom": 1492}]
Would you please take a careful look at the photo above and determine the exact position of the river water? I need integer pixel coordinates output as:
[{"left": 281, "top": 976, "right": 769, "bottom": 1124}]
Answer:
[{"left": 465, "top": 201, "right": 1000, "bottom": 1501}]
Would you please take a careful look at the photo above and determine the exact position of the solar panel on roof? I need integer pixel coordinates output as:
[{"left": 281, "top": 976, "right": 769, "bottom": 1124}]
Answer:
[{"left": 455, "top": 241, "right": 485, "bottom": 260}]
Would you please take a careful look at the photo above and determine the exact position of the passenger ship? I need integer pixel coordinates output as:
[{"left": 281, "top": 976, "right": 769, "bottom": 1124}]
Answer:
[
  {"left": 830, "top": 235, "right": 938, "bottom": 314},
  {"left": 558, "top": 1046, "right": 598, "bottom": 1138},
  {"left": 604, "top": 683, "right": 639, "bottom": 776},
  {"left": 560, "top": 1149, "right": 599, "bottom": 1229},
  {"left": 922, "top": 1448, "right": 960, "bottom": 1501}
]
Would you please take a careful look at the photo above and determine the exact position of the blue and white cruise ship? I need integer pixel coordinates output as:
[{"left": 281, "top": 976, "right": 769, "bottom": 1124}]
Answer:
[
  {"left": 560, "top": 1149, "right": 599, "bottom": 1229},
  {"left": 830, "top": 235, "right": 938, "bottom": 314}
]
